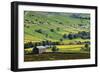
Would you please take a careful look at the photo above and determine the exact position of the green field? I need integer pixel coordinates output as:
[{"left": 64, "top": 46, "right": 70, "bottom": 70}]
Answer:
[
  {"left": 24, "top": 11, "right": 90, "bottom": 42},
  {"left": 25, "top": 44, "right": 85, "bottom": 53},
  {"left": 24, "top": 11, "right": 90, "bottom": 61},
  {"left": 24, "top": 44, "right": 90, "bottom": 61}
]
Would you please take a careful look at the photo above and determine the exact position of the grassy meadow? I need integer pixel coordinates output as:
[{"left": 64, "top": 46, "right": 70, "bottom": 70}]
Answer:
[{"left": 24, "top": 11, "right": 90, "bottom": 62}]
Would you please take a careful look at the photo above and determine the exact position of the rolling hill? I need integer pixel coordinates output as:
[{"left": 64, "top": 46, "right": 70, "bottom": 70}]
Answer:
[{"left": 24, "top": 11, "right": 90, "bottom": 43}]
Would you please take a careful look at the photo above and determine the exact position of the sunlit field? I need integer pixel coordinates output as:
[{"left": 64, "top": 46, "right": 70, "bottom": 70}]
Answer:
[{"left": 24, "top": 44, "right": 90, "bottom": 61}]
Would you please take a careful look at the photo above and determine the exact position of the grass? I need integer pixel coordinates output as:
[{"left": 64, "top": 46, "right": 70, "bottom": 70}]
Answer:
[
  {"left": 24, "top": 44, "right": 84, "bottom": 52},
  {"left": 57, "top": 45, "right": 84, "bottom": 52},
  {"left": 24, "top": 11, "right": 90, "bottom": 42},
  {"left": 57, "top": 44, "right": 84, "bottom": 48},
  {"left": 46, "top": 44, "right": 87, "bottom": 53},
  {"left": 24, "top": 44, "right": 89, "bottom": 55},
  {"left": 61, "top": 38, "right": 90, "bottom": 44}
]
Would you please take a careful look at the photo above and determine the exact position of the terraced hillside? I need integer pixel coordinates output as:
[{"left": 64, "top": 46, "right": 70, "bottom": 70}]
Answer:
[{"left": 24, "top": 11, "right": 90, "bottom": 43}]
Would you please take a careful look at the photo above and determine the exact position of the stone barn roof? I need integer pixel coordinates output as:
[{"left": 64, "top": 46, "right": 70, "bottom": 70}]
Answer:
[{"left": 36, "top": 46, "right": 47, "bottom": 49}]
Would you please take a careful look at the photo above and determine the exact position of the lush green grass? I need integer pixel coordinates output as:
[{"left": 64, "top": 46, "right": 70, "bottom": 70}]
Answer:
[
  {"left": 62, "top": 38, "right": 90, "bottom": 44},
  {"left": 57, "top": 45, "right": 84, "bottom": 52},
  {"left": 24, "top": 11, "right": 90, "bottom": 43},
  {"left": 46, "top": 44, "right": 87, "bottom": 53},
  {"left": 24, "top": 44, "right": 89, "bottom": 54}
]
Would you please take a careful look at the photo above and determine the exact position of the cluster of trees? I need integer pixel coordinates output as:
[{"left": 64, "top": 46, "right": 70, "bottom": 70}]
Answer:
[
  {"left": 25, "top": 14, "right": 51, "bottom": 26},
  {"left": 71, "top": 14, "right": 90, "bottom": 19},
  {"left": 63, "top": 31, "right": 90, "bottom": 40},
  {"left": 35, "top": 27, "right": 60, "bottom": 34},
  {"left": 35, "top": 28, "right": 90, "bottom": 40},
  {"left": 81, "top": 43, "right": 90, "bottom": 51},
  {"left": 24, "top": 42, "right": 33, "bottom": 49},
  {"left": 35, "top": 29, "right": 43, "bottom": 34},
  {"left": 24, "top": 40, "right": 60, "bottom": 49},
  {"left": 52, "top": 46, "right": 59, "bottom": 52},
  {"left": 24, "top": 39, "right": 90, "bottom": 49},
  {"left": 34, "top": 28, "right": 60, "bottom": 38},
  {"left": 50, "top": 27, "right": 60, "bottom": 32}
]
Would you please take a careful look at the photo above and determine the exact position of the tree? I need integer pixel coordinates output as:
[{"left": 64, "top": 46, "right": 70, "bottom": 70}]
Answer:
[
  {"left": 85, "top": 44, "right": 90, "bottom": 51},
  {"left": 24, "top": 42, "right": 33, "bottom": 49},
  {"left": 81, "top": 43, "right": 90, "bottom": 51},
  {"left": 45, "top": 40, "right": 49, "bottom": 45},
  {"left": 56, "top": 48, "right": 59, "bottom": 52},
  {"left": 56, "top": 27, "right": 60, "bottom": 31},
  {"left": 63, "top": 34, "right": 68, "bottom": 39},
  {"left": 35, "top": 29, "right": 42, "bottom": 33},
  {"left": 85, "top": 43, "right": 89, "bottom": 48},
  {"left": 78, "top": 31, "right": 90, "bottom": 39},
  {"left": 45, "top": 34, "right": 48, "bottom": 38},
  {"left": 50, "top": 29, "right": 54, "bottom": 32},
  {"left": 59, "top": 38, "right": 63, "bottom": 42},
  {"left": 68, "top": 34, "right": 74, "bottom": 39},
  {"left": 42, "top": 41, "right": 47, "bottom": 46},
  {"left": 55, "top": 42, "right": 60, "bottom": 45},
  {"left": 32, "top": 46, "right": 38, "bottom": 54},
  {"left": 59, "top": 22, "right": 63, "bottom": 24},
  {"left": 52, "top": 46, "right": 59, "bottom": 52}
]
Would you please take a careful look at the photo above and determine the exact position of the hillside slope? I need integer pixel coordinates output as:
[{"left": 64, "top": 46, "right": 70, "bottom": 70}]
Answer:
[{"left": 24, "top": 11, "right": 90, "bottom": 43}]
